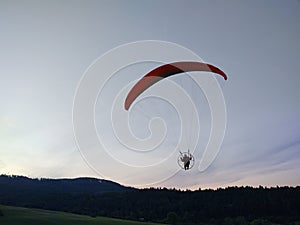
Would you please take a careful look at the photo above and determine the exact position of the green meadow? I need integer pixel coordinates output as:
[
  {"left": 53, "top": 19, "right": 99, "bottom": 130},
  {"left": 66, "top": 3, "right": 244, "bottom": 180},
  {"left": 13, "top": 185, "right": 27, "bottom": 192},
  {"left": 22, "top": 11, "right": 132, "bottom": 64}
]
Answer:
[{"left": 0, "top": 205, "right": 164, "bottom": 225}]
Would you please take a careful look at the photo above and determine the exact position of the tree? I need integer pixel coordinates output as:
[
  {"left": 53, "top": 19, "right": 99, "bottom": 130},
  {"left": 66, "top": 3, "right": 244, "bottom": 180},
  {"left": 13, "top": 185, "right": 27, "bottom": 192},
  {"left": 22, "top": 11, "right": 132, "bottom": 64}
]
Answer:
[
  {"left": 235, "top": 216, "right": 248, "bottom": 225},
  {"left": 166, "top": 211, "right": 179, "bottom": 225},
  {"left": 250, "top": 219, "right": 272, "bottom": 225},
  {"left": 223, "top": 217, "right": 233, "bottom": 225}
]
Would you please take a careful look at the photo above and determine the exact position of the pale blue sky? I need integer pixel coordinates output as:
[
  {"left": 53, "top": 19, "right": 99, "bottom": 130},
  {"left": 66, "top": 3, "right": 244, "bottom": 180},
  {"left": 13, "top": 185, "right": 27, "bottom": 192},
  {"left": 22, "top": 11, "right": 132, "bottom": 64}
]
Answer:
[{"left": 0, "top": 0, "right": 299, "bottom": 189}]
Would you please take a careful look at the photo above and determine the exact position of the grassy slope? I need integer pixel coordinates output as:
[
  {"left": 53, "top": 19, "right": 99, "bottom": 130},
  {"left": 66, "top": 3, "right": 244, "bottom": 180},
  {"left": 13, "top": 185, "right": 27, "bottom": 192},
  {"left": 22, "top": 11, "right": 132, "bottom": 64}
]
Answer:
[{"left": 0, "top": 205, "right": 164, "bottom": 225}]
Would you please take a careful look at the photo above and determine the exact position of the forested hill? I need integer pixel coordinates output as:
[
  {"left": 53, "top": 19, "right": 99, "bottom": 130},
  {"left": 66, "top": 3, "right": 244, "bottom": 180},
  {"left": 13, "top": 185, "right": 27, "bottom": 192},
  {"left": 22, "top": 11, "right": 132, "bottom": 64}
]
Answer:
[
  {"left": 0, "top": 174, "right": 133, "bottom": 195},
  {"left": 0, "top": 174, "right": 299, "bottom": 225}
]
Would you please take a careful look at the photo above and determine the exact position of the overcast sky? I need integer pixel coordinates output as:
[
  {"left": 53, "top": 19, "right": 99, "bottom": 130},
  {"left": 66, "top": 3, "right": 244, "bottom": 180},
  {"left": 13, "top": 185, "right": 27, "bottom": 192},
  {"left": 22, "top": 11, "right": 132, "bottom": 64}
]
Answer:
[{"left": 0, "top": 0, "right": 299, "bottom": 189}]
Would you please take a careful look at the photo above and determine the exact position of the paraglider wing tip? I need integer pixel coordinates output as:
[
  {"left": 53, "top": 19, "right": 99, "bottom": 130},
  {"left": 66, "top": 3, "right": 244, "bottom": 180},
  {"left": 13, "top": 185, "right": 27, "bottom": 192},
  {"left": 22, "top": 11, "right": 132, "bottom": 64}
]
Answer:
[
  {"left": 218, "top": 69, "right": 227, "bottom": 80},
  {"left": 206, "top": 63, "right": 227, "bottom": 81},
  {"left": 124, "top": 100, "right": 130, "bottom": 111}
]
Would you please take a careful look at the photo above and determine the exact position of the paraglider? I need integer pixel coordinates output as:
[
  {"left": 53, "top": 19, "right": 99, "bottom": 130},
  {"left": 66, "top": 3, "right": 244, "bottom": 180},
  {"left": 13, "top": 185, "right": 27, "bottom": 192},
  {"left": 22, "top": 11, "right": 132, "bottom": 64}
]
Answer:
[
  {"left": 124, "top": 61, "right": 227, "bottom": 110},
  {"left": 178, "top": 150, "right": 194, "bottom": 170},
  {"left": 124, "top": 61, "right": 228, "bottom": 170}
]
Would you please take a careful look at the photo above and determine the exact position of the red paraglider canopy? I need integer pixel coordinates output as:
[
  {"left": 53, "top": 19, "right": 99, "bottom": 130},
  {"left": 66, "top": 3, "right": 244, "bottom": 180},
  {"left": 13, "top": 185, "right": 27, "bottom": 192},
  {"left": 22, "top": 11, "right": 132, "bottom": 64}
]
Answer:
[{"left": 124, "top": 61, "right": 227, "bottom": 110}]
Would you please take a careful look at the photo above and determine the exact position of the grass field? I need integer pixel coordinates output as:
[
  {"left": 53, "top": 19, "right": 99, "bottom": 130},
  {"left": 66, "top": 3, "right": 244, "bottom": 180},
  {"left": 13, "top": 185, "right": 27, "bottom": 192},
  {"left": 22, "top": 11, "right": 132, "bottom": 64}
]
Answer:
[{"left": 0, "top": 205, "right": 164, "bottom": 225}]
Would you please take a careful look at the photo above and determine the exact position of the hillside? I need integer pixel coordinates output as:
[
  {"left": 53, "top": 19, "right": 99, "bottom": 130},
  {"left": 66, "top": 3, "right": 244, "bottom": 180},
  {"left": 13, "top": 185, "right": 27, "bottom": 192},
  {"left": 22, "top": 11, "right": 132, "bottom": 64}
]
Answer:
[
  {"left": 0, "top": 205, "right": 163, "bottom": 225},
  {"left": 0, "top": 174, "right": 299, "bottom": 224}
]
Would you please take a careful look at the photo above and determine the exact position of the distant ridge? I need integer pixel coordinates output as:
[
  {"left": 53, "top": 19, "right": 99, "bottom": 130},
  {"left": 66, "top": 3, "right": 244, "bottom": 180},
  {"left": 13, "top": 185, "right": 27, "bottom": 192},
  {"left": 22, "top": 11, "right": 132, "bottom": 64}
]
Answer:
[{"left": 0, "top": 174, "right": 133, "bottom": 195}]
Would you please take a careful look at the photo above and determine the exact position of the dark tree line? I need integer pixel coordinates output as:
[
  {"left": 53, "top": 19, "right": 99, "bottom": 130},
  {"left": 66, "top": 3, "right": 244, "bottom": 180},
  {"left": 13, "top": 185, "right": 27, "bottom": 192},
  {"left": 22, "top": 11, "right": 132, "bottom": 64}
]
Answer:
[{"left": 0, "top": 175, "right": 299, "bottom": 224}]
